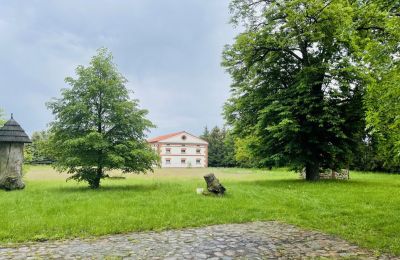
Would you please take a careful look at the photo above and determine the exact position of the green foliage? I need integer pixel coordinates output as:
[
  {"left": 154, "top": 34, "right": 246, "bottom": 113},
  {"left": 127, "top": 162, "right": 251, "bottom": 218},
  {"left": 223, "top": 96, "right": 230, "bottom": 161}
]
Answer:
[
  {"left": 201, "top": 126, "right": 238, "bottom": 167},
  {"left": 0, "top": 108, "right": 5, "bottom": 127},
  {"left": 24, "top": 146, "right": 33, "bottom": 163},
  {"left": 234, "top": 135, "right": 261, "bottom": 168},
  {"left": 350, "top": 135, "right": 381, "bottom": 171},
  {"left": 223, "top": 0, "right": 399, "bottom": 179},
  {"left": 366, "top": 65, "right": 400, "bottom": 172},
  {"left": 25, "top": 131, "right": 54, "bottom": 164},
  {"left": 223, "top": 131, "right": 237, "bottom": 167},
  {"left": 46, "top": 48, "right": 159, "bottom": 188},
  {"left": 201, "top": 126, "right": 224, "bottom": 167}
]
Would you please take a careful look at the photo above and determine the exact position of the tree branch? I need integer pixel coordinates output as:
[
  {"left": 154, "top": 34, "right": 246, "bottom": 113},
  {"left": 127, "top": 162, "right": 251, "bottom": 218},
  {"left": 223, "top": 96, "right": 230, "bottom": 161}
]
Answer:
[
  {"left": 357, "top": 26, "right": 385, "bottom": 31},
  {"left": 255, "top": 46, "right": 303, "bottom": 62}
]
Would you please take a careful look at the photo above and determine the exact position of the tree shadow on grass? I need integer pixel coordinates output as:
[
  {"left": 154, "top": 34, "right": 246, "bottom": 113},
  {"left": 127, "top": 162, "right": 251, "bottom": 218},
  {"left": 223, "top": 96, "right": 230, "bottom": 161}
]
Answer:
[
  {"left": 239, "top": 178, "right": 400, "bottom": 189},
  {"left": 52, "top": 183, "right": 161, "bottom": 193}
]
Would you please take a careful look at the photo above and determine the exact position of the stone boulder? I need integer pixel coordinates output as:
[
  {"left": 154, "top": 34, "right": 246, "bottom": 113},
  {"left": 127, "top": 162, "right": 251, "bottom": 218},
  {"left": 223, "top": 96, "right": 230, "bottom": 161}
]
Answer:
[
  {"left": 204, "top": 173, "right": 226, "bottom": 195},
  {"left": 1, "top": 176, "right": 25, "bottom": 191}
]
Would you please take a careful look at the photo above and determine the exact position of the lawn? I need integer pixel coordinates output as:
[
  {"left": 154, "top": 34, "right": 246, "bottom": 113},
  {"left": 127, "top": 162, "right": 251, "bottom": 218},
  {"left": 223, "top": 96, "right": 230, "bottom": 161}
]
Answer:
[{"left": 1, "top": 166, "right": 399, "bottom": 256}]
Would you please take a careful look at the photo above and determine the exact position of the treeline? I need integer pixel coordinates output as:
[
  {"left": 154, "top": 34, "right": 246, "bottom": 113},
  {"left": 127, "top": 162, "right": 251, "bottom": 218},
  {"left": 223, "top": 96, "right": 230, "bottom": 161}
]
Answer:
[
  {"left": 200, "top": 126, "right": 273, "bottom": 168},
  {"left": 202, "top": 125, "right": 399, "bottom": 172},
  {"left": 2, "top": 115, "right": 398, "bottom": 172},
  {"left": 24, "top": 131, "right": 54, "bottom": 164},
  {"left": 200, "top": 126, "right": 236, "bottom": 167}
]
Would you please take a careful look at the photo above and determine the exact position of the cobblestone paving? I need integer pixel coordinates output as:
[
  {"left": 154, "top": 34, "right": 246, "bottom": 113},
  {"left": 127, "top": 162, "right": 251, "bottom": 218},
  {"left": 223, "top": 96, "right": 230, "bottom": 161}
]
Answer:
[{"left": 0, "top": 221, "right": 397, "bottom": 259}]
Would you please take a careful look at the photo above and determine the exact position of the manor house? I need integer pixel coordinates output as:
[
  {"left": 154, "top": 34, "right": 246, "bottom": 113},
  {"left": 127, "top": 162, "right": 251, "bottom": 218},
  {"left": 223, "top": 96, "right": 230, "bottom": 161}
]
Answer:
[{"left": 148, "top": 131, "right": 208, "bottom": 168}]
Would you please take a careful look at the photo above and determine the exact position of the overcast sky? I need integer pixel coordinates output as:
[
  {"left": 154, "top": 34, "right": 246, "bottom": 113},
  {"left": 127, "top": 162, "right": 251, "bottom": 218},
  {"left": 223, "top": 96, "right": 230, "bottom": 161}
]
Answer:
[{"left": 0, "top": 0, "right": 237, "bottom": 138}]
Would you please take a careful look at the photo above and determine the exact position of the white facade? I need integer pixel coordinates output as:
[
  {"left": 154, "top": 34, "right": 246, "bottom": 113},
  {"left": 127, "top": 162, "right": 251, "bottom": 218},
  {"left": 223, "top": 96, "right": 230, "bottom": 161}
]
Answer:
[{"left": 148, "top": 131, "right": 208, "bottom": 168}]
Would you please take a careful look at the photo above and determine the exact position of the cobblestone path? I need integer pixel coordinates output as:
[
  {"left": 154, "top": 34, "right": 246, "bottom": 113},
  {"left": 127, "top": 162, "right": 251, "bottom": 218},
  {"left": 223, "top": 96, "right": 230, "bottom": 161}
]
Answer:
[{"left": 0, "top": 221, "right": 396, "bottom": 259}]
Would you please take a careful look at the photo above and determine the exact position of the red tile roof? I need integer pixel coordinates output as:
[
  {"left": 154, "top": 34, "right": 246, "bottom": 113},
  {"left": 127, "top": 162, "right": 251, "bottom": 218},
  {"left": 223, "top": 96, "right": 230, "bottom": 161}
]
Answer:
[{"left": 147, "top": 131, "right": 185, "bottom": 143}]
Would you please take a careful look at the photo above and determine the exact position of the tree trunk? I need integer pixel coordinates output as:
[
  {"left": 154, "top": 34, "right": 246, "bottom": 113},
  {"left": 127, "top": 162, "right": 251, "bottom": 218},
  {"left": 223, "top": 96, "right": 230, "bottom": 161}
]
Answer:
[
  {"left": 92, "top": 92, "right": 103, "bottom": 189},
  {"left": 90, "top": 166, "right": 103, "bottom": 189},
  {"left": 305, "top": 162, "right": 320, "bottom": 181}
]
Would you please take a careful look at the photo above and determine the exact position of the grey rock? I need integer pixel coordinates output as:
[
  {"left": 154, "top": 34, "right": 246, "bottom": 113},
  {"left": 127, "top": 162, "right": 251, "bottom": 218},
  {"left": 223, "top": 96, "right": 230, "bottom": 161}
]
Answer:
[{"left": 204, "top": 173, "right": 226, "bottom": 195}]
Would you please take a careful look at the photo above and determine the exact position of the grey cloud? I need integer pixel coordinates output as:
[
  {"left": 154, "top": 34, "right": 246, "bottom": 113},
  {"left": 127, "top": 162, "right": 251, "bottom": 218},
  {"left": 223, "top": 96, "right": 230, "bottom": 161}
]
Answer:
[{"left": 0, "top": 0, "right": 236, "bottom": 137}]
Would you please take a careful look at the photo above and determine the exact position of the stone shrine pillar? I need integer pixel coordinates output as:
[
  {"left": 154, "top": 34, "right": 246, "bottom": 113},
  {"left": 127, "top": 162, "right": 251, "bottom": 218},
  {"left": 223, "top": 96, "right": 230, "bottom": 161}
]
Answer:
[{"left": 0, "top": 115, "right": 31, "bottom": 190}]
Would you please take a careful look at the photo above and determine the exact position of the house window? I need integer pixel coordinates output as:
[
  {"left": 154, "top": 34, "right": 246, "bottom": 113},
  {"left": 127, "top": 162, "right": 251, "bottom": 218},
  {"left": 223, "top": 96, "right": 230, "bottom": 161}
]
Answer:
[
  {"left": 181, "top": 158, "right": 186, "bottom": 164},
  {"left": 166, "top": 148, "right": 171, "bottom": 154},
  {"left": 196, "top": 148, "right": 201, "bottom": 154},
  {"left": 182, "top": 135, "right": 187, "bottom": 141},
  {"left": 196, "top": 159, "right": 201, "bottom": 165},
  {"left": 181, "top": 148, "right": 186, "bottom": 154},
  {"left": 166, "top": 159, "right": 171, "bottom": 164}
]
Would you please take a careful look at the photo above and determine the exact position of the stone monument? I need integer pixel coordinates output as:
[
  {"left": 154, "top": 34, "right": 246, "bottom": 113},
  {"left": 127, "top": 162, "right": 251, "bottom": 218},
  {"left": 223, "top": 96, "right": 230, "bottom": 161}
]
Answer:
[{"left": 0, "top": 114, "right": 31, "bottom": 190}]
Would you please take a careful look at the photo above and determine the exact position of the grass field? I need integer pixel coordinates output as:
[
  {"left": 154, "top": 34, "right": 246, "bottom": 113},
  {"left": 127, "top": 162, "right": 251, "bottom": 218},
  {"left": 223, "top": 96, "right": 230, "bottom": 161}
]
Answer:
[{"left": 1, "top": 166, "right": 399, "bottom": 256}]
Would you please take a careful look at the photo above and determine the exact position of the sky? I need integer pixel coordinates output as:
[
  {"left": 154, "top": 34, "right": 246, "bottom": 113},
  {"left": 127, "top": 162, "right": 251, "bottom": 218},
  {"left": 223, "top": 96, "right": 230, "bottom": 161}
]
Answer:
[{"left": 0, "top": 0, "right": 238, "bottom": 138}]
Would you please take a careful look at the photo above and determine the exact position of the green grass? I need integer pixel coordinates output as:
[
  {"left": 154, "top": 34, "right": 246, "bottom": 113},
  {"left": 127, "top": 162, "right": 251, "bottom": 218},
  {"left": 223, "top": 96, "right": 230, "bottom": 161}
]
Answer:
[{"left": 1, "top": 166, "right": 399, "bottom": 256}]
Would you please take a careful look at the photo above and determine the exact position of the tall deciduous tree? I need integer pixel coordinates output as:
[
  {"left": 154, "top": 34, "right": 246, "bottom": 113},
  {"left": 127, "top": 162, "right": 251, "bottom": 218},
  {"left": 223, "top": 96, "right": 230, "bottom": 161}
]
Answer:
[
  {"left": 366, "top": 65, "right": 400, "bottom": 171},
  {"left": 47, "top": 48, "right": 159, "bottom": 188},
  {"left": 223, "top": 0, "right": 399, "bottom": 180}
]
